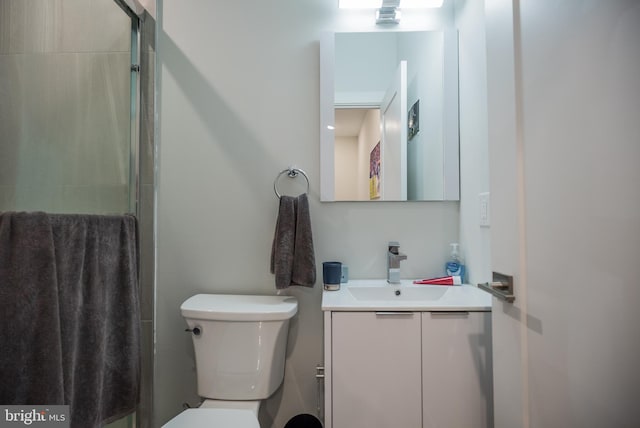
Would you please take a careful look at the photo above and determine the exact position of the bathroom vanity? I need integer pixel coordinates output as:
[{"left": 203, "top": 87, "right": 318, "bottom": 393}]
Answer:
[{"left": 322, "top": 280, "right": 493, "bottom": 428}]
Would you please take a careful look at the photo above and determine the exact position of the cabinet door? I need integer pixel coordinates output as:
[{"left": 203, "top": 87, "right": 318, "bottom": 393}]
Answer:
[
  {"left": 332, "top": 312, "right": 422, "bottom": 428},
  {"left": 422, "top": 311, "right": 493, "bottom": 428}
]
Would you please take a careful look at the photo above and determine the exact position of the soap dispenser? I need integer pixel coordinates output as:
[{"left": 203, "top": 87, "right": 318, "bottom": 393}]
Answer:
[{"left": 445, "top": 243, "right": 465, "bottom": 283}]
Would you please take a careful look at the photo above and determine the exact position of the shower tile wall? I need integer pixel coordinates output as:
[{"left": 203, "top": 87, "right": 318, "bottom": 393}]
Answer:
[{"left": 0, "top": 0, "right": 131, "bottom": 214}]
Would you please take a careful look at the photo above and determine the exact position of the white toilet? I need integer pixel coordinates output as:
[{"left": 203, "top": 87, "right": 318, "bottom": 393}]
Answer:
[{"left": 162, "top": 293, "right": 298, "bottom": 428}]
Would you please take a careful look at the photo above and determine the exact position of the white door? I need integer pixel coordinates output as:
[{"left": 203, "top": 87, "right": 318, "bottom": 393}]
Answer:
[
  {"left": 485, "top": 1, "right": 640, "bottom": 427},
  {"left": 380, "top": 61, "right": 407, "bottom": 200}
]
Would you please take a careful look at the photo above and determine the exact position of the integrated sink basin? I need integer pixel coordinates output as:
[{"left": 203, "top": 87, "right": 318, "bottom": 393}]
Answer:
[
  {"left": 348, "top": 286, "right": 447, "bottom": 301},
  {"left": 321, "top": 279, "right": 492, "bottom": 311}
]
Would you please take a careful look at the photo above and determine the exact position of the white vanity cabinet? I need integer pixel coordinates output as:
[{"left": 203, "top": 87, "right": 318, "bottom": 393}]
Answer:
[
  {"left": 329, "top": 312, "right": 422, "bottom": 428},
  {"left": 421, "top": 311, "right": 492, "bottom": 428},
  {"left": 324, "top": 308, "right": 492, "bottom": 428}
]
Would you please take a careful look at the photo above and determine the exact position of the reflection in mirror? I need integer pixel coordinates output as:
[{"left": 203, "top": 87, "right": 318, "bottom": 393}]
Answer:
[
  {"left": 334, "top": 108, "right": 380, "bottom": 200},
  {"left": 320, "top": 30, "right": 459, "bottom": 201}
]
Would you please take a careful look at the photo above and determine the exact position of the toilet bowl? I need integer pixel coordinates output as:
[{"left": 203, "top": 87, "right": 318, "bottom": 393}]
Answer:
[{"left": 161, "top": 294, "right": 298, "bottom": 428}]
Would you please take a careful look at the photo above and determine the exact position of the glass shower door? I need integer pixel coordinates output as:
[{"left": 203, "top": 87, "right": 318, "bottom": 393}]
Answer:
[
  {"left": 0, "top": 1, "right": 143, "bottom": 427},
  {"left": 0, "top": 0, "right": 136, "bottom": 216}
]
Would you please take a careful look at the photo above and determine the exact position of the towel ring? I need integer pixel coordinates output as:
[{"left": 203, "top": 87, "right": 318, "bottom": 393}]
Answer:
[{"left": 274, "top": 167, "right": 310, "bottom": 198}]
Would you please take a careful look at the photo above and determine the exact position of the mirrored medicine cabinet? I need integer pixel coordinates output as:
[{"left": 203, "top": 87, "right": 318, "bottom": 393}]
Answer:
[{"left": 320, "top": 29, "right": 460, "bottom": 202}]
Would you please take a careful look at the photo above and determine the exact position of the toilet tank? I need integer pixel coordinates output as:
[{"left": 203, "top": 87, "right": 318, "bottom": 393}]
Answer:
[{"left": 181, "top": 294, "right": 298, "bottom": 400}]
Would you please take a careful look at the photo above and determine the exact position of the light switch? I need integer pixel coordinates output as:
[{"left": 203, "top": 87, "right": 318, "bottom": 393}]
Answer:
[{"left": 479, "top": 192, "right": 490, "bottom": 227}]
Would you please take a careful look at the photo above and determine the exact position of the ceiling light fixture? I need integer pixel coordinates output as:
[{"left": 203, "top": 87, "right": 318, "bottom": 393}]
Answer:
[
  {"left": 376, "top": 1, "right": 401, "bottom": 25},
  {"left": 338, "top": 0, "right": 444, "bottom": 9}
]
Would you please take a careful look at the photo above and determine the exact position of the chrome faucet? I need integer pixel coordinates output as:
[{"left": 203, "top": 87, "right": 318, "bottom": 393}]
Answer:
[{"left": 387, "top": 241, "right": 407, "bottom": 284}]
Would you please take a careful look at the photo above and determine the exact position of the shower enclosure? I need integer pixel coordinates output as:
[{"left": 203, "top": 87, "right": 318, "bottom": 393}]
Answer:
[{"left": 0, "top": 0, "right": 155, "bottom": 426}]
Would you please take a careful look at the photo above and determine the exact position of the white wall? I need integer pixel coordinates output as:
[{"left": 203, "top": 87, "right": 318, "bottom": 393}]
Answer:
[
  {"left": 334, "top": 136, "right": 358, "bottom": 200},
  {"left": 334, "top": 110, "right": 381, "bottom": 201},
  {"left": 155, "top": 1, "right": 459, "bottom": 427},
  {"left": 335, "top": 32, "right": 397, "bottom": 105},
  {"left": 400, "top": 31, "right": 445, "bottom": 201},
  {"left": 455, "top": 0, "right": 491, "bottom": 285}
]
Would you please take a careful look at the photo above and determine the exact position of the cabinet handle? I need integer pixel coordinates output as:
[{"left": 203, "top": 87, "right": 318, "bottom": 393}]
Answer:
[
  {"left": 430, "top": 311, "right": 469, "bottom": 316},
  {"left": 375, "top": 311, "right": 415, "bottom": 316}
]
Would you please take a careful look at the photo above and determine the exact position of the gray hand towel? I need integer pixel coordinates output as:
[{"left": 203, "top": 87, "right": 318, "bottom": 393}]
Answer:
[{"left": 270, "top": 194, "right": 316, "bottom": 289}]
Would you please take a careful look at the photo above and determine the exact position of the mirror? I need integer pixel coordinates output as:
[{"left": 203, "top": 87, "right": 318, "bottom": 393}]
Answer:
[{"left": 320, "top": 30, "right": 459, "bottom": 201}]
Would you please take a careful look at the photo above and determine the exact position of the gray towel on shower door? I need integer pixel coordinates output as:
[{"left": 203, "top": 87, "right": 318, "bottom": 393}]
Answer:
[
  {"left": 50, "top": 213, "right": 140, "bottom": 427},
  {"left": 0, "top": 212, "right": 65, "bottom": 405},
  {"left": 0, "top": 212, "right": 140, "bottom": 428},
  {"left": 270, "top": 193, "right": 316, "bottom": 289}
]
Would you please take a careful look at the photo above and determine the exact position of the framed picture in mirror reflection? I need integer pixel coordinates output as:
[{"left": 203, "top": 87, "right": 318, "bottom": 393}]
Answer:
[
  {"left": 369, "top": 142, "right": 381, "bottom": 200},
  {"left": 408, "top": 99, "right": 419, "bottom": 140}
]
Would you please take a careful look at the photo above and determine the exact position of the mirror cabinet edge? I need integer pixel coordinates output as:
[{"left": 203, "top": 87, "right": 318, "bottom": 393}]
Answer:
[
  {"left": 443, "top": 28, "right": 460, "bottom": 201},
  {"left": 320, "top": 30, "right": 335, "bottom": 202}
]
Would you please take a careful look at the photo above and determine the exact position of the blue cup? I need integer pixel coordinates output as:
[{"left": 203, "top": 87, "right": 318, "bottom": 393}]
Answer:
[{"left": 323, "top": 261, "right": 342, "bottom": 290}]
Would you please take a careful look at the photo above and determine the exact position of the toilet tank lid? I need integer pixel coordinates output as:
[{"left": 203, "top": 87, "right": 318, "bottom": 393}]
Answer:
[{"left": 180, "top": 294, "right": 298, "bottom": 321}]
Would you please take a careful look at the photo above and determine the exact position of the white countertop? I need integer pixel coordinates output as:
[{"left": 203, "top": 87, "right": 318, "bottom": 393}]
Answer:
[{"left": 321, "top": 279, "right": 492, "bottom": 311}]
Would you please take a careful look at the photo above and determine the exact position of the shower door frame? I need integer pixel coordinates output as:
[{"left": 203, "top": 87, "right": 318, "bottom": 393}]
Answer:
[
  {"left": 112, "top": 5, "right": 144, "bottom": 428},
  {"left": 114, "top": 0, "right": 142, "bottom": 218}
]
